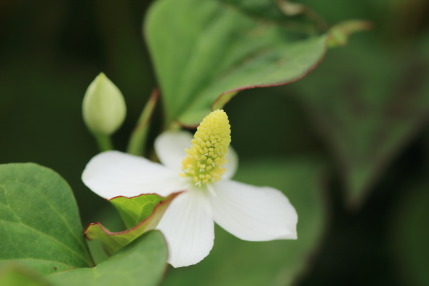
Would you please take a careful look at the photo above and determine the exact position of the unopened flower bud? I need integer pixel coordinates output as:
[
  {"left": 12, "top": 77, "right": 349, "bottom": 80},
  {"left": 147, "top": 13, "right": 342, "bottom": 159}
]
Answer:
[{"left": 83, "top": 73, "right": 126, "bottom": 135}]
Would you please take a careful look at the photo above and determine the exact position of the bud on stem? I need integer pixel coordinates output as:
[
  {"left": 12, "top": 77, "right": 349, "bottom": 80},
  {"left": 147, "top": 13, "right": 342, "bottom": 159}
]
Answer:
[{"left": 83, "top": 73, "right": 126, "bottom": 136}]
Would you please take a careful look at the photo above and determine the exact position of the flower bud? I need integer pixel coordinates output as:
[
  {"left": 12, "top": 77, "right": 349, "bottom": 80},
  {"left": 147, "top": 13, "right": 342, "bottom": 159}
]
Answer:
[{"left": 83, "top": 73, "right": 126, "bottom": 135}]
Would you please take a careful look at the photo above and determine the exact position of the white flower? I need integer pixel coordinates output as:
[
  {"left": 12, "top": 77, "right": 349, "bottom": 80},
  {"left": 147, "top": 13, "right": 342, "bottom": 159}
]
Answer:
[{"left": 82, "top": 110, "right": 297, "bottom": 268}]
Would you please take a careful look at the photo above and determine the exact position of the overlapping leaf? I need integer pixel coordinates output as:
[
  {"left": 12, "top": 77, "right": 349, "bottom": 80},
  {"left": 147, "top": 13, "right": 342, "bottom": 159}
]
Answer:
[
  {"left": 48, "top": 231, "right": 167, "bottom": 286},
  {"left": 0, "top": 265, "right": 52, "bottom": 286},
  {"left": 110, "top": 193, "right": 166, "bottom": 229},
  {"left": 145, "top": 0, "right": 364, "bottom": 126},
  {"left": 85, "top": 193, "right": 179, "bottom": 255},
  {"left": 0, "top": 163, "right": 92, "bottom": 275}
]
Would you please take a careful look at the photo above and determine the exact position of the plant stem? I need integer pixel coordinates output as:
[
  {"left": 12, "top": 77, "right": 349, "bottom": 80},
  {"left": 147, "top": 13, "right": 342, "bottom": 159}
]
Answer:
[
  {"left": 127, "top": 89, "right": 159, "bottom": 156},
  {"left": 94, "top": 133, "right": 113, "bottom": 152}
]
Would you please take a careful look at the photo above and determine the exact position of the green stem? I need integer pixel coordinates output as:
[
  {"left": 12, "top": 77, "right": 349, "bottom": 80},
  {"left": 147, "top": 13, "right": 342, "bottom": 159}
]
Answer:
[
  {"left": 127, "top": 89, "right": 159, "bottom": 156},
  {"left": 94, "top": 133, "right": 113, "bottom": 152}
]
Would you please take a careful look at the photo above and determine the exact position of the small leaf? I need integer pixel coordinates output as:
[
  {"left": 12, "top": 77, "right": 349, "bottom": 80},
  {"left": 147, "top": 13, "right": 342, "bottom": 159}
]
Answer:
[
  {"left": 48, "top": 231, "right": 167, "bottom": 286},
  {"left": 110, "top": 193, "right": 166, "bottom": 229},
  {"left": 0, "top": 265, "right": 53, "bottom": 286},
  {"left": 145, "top": 0, "right": 365, "bottom": 126},
  {"left": 161, "top": 158, "right": 327, "bottom": 286},
  {"left": 85, "top": 193, "right": 179, "bottom": 255},
  {"left": 0, "top": 163, "right": 93, "bottom": 275}
]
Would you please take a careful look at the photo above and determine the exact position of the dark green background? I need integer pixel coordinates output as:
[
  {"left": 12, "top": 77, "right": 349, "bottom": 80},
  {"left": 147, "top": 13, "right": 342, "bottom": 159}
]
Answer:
[{"left": 1, "top": 0, "right": 428, "bottom": 285}]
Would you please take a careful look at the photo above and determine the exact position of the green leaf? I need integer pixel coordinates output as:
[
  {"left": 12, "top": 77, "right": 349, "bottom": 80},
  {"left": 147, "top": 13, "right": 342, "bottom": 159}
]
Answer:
[
  {"left": 85, "top": 193, "right": 179, "bottom": 255},
  {"left": 390, "top": 182, "right": 429, "bottom": 286},
  {"left": 292, "top": 39, "right": 429, "bottom": 207},
  {"left": 145, "top": 0, "right": 345, "bottom": 126},
  {"left": 48, "top": 231, "right": 167, "bottom": 286},
  {"left": 0, "top": 163, "right": 93, "bottom": 275},
  {"left": 0, "top": 265, "right": 53, "bottom": 286},
  {"left": 110, "top": 193, "right": 166, "bottom": 229},
  {"left": 86, "top": 205, "right": 125, "bottom": 265},
  {"left": 161, "top": 157, "right": 327, "bottom": 286}
]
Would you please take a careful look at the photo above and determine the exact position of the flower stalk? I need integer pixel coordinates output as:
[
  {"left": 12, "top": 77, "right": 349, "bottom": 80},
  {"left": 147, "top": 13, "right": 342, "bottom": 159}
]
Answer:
[{"left": 127, "top": 89, "right": 159, "bottom": 156}]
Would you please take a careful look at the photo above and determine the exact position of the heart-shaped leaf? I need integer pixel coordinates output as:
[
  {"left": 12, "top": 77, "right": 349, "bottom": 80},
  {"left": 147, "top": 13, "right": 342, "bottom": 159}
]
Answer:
[
  {"left": 48, "top": 231, "right": 167, "bottom": 286},
  {"left": 161, "top": 157, "right": 327, "bottom": 285},
  {"left": 85, "top": 193, "right": 179, "bottom": 255},
  {"left": 0, "top": 163, "right": 92, "bottom": 275},
  {"left": 145, "top": 0, "right": 365, "bottom": 126}
]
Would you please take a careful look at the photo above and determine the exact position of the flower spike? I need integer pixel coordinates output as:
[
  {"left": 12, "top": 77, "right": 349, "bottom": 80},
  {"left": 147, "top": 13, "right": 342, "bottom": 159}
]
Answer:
[{"left": 181, "top": 110, "right": 231, "bottom": 187}]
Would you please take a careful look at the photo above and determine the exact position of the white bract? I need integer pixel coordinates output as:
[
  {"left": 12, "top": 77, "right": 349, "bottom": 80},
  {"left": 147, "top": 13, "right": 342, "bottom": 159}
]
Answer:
[{"left": 82, "top": 110, "right": 297, "bottom": 268}]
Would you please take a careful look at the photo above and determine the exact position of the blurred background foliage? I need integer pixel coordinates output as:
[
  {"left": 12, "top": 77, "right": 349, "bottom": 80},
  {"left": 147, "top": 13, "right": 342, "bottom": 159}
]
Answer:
[{"left": 1, "top": 0, "right": 429, "bottom": 285}]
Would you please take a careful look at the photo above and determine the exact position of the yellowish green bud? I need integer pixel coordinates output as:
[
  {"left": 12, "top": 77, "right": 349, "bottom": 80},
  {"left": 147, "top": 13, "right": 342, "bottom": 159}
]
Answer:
[{"left": 83, "top": 73, "right": 126, "bottom": 135}]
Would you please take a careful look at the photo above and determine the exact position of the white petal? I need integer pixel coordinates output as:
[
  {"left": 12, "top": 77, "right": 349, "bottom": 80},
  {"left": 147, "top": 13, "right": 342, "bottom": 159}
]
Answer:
[
  {"left": 210, "top": 180, "right": 297, "bottom": 241},
  {"left": 82, "top": 151, "right": 187, "bottom": 199},
  {"left": 223, "top": 147, "right": 238, "bottom": 180},
  {"left": 155, "top": 131, "right": 192, "bottom": 171},
  {"left": 157, "top": 190, "right": 214, "bottom": 267}
]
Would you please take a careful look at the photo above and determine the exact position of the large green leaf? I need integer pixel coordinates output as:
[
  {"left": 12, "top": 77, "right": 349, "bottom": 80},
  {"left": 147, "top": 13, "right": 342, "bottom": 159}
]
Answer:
[
  {"left": 292, "top": 38, "right": 429, "bottom": 207},
  {"left": 161, "top": 157, "right": 327, "bottom": 286},
  {"left": 145, "top": 0, "right": 331, "bottom": 126},
  {"left": 0, "top": 163, "right": 93, "bottom": 275},
  {"left": 390, "top": 182, "right": 429, "bottom": 286},
  {"left": 0, "top": 265, "right": 53, "bottom": 286},
  {"left": 85, "top": 193, "right": 179, "bottom": 255},
  {"left": 48, "top": 231, "right": 167, "bottom": 286}
]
